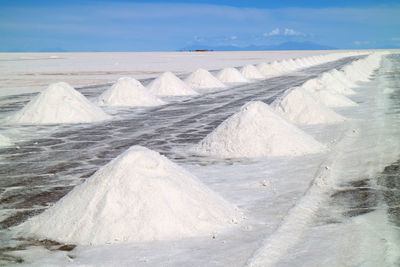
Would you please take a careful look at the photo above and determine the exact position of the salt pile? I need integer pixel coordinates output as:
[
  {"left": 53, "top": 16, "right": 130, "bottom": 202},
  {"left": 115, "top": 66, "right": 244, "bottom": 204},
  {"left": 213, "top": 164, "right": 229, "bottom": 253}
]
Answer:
[
  {"left": 257, "top": 62, "right": 281, "bottom": 77},
  {"left": 10, "top": 82, "right": 111, "bottom": 124},
  {"left": 304, "top": 88, "right": 358, "bottom": 107},
  {"left": 240, "top": 64, "right": 265, "bottom": 80},
  {"left": 0, "top": 134, "right": 12, "bottom": 147},
  {"left": 184, "top": 68, "right": 226, "bottom": 89},
  {"left": 98, "top": 77, "right": 165, "bottom": 107},
  {"left": 318, "top": 72, "right": 356, "bottom": 95},
  {"left": 18, "top": 146, "right": 238, "bottom": 245},
  {"left": 216, "top": 67, "right": 249, "bottom": 83},
  {"left": 272, "top": 87, "right": 346, "bottom": 124},
  {"left": 194, "top": 101, "right": 325, "bottom": 158},
  {"left": 147, "top": 72, "right": 198, "bottom": 96}
]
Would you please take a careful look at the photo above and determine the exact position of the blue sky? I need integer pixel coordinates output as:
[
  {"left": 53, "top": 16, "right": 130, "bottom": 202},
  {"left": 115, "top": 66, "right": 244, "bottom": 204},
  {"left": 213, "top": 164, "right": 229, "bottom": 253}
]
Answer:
[{"left": 0, "top": 0, "right": 399, "bottom": 51}]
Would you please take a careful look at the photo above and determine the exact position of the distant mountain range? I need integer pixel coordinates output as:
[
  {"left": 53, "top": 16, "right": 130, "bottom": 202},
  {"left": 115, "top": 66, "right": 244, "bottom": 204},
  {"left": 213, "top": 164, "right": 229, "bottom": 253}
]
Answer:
[{"left": 181, "top": 41, "right": 336, "bottom": 51}]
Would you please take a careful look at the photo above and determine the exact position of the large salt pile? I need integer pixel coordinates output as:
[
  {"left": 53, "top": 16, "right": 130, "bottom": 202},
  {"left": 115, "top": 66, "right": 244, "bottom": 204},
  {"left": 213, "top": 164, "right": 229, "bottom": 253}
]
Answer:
[
  {"left": 216, "top": 67, "right": 249, "bottom": 83},
  {"left": 147, "top": 72, "right": 198, "bottom": 96},
  {"left": 194, "top": 101, "right": 325, "bottom": 158},
  {"left": 0, "top": 134, "right": 12, "bottom": 147},
  {"left": 18, "top": 146, "right": 239, "bottom": 245},
  {"left": 272, "top": 87, "right": 346, "bottom": 124},
  {"left": 184, "top": 68, "right": 226, "bottom": 89},
  {"left": 10, "top": 82, "right": 111, "bottom": 124},
  {"left": 257, "top": 62, "right": 281, "bottom": 77},
  {"left": 98, "top": 77, "right": 165, "bottom": 107}
]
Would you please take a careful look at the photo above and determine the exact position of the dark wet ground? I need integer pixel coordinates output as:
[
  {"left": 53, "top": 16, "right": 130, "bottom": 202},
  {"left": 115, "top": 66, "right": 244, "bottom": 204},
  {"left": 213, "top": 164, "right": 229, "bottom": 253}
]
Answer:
[{"left": 0, "top": 56, "right": 364, "bottom": 263}]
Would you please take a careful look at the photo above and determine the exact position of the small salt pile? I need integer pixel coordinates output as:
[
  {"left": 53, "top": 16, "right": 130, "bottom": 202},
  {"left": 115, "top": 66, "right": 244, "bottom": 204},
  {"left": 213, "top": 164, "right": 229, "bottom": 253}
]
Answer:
[
  {"left": 98, "top": 77, "right": 165, "bottom": 107},
  {"left": 147, "top": 72, "right": 198, "bottom": 96},
  {"left": 216, "top": 67, "right": 249, "bottom": 83},
  {"left": 184, "top": 68, "right": 226, "bottom": 89},
  {"left": 240, "top": 64, "right": 265, "bottom": 80},
  {"left": 272, "top": 87, "right": 346, "bottom": 124},
  {"left": 0, "top": 134, "right": 12, "bottom": 147},
  {"left": 10, "top": 82, "right": 111, "bottom": 124},
  {"left": 18, "top": 146, "right": 239, "bottom": 245},
  {"left": 257, "top": 62, "right": 281, "bottom": 77},
  {"left": 194, "top": 101, "right": 325, "bottom": 158}
]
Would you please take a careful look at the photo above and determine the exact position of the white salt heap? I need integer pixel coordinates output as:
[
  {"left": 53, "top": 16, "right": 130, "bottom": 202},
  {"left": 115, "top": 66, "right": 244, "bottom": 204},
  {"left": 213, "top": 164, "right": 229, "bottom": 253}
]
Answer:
[
  {"left": 257, "top": 62, "right": 282, "bottom": 77},
  {"left": 184, "top": 68, "right": 226, "bottom": 89},
  {"left": 216, "top": 67, "right": 249, "bottom": 83},
  {"left": 318, "top": 72, "right": 356, "bottom": 95},
  {"left": 0, "top": 134, "right": 12, "bottom": 147},
  {"left": 194, "top": 101, "right": 325, "bottom": 158},
  {"left": 304, "top": 88, "right": 358, "bottom": 107},
  {"left": 147, "top": 72, "right": 198, "bottom": 96},
  {"left": 18, "top": 146, "right": 238, "bottom": 245},
  {"left": 272, "top": 87, "right": 346, "bottom": 124},
  {"left": 10, "top": 82, "right": 111, "bottom": 124},
  {"left": 240, "top": 64, "right": 265, "bottom": 80},
  {"left": 98, "top": 77, "right": 165, "bottom": 107}
]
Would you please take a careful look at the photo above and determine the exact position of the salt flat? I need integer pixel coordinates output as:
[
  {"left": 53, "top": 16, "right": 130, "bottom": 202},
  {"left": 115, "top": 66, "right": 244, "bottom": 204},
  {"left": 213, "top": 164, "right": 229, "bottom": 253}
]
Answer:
[
  {"left": 0, "top": 51, "right": 340, "bottom": 96},
  {"left": 0, "top": 51, "right": 399, "bottom": 266}
]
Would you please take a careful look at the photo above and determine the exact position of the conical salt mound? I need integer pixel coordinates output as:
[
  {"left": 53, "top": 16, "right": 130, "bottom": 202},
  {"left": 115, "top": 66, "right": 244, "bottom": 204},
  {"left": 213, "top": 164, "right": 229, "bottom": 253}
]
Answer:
[
  {"left": 240, "top": 64, "right": 264, "bottom": 80},
  {"left": 0, "top": 134, "right": 12, "bottom": 147},
  {"left": 184, "top": 68, "right": 226, "bottom": 89},
  {"left": 10, "top": 82, "right": 111, "bottom": 124},
  {"left": 98, "top": 77, "right": 165, "bottom": 107},
  {"left": 304, "top": 87, "right": 358, "bottom": 107},
  {"left": 272, "top": 87, "right": 346, "bottom": 125},
  {"left": 318, "top": 73, "right": 356, "bottom": 95},
  {"left": 194, "top": 101, "right": 325, "bottom": 158},
  {"left": 257, "top": 62, "right": 281, "bottom": 77},
  {"left": 147, "top": 72, "right": 198, "bottom": 96},
  {"left": 272, "top": 87, "right": 345, "bottom": 124},
  {"left": 216, "top": 67, "right": 249, "bottom": 83},
  {"left": 18, "top": 146, "right": 239, "bottom": 245}
]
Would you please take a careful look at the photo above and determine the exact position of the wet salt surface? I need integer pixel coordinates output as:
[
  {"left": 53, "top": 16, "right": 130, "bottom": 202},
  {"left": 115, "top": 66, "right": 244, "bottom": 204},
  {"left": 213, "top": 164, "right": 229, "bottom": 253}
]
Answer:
[{"left": 0, "top": 56, "right": 364, "bottom": 263}]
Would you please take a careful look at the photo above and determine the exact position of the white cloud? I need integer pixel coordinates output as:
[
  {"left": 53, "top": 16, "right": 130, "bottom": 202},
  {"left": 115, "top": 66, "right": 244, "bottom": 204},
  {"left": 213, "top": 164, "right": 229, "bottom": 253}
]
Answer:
[
  {"left": 264, "top": 28, "right": 304, "bottom": 37},
  {"left": 284, "top": 28, "right": 302, "bottom": 36},
  {"left": 231, "top": 35, "right": 237, "bottom": 40},
  {"left": 264, "top": 28, "right": 280, "bottom": 36}
]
